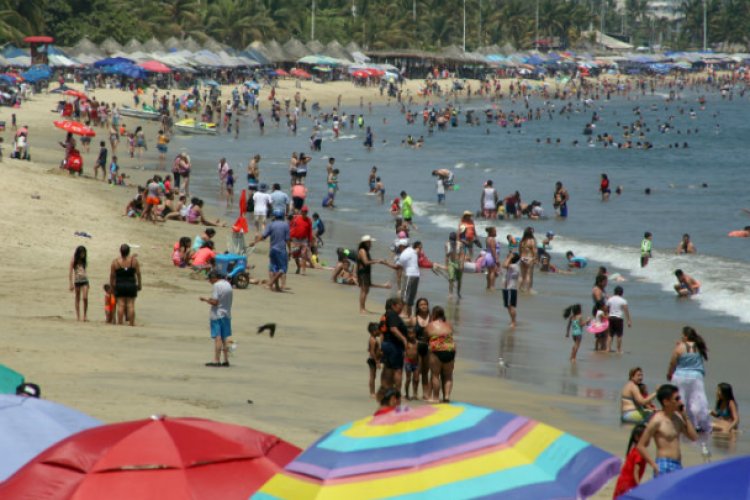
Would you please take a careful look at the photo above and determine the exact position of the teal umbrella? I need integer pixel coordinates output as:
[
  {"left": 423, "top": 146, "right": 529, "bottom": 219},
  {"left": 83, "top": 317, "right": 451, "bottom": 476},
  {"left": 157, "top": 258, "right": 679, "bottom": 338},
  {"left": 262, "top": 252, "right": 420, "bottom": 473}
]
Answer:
[{"left": 0, "top": 364, "right": 24, "bottom": 394}]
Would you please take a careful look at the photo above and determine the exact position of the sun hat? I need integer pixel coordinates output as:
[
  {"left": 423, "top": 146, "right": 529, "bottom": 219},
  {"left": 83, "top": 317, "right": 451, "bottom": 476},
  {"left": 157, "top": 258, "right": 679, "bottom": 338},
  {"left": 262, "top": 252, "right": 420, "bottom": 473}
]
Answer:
[
  {"left": 462, "top": 210, "right": 473, "bottom": 216},
  {"left": 360, "top": 235, "right": 376, "bottom": 243}
]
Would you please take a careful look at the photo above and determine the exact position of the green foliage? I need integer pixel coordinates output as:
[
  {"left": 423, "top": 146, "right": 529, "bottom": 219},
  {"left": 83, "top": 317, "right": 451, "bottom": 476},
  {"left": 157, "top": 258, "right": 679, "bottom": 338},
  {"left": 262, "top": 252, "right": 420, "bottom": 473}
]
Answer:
[{"left": 1, "top": 0, "right": 749, "bottom": 51}]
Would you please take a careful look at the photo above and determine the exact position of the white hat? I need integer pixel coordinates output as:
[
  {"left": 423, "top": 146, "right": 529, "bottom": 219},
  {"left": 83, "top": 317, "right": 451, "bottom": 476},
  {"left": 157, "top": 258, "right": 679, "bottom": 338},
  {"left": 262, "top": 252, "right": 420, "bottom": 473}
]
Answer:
[{"left": 360, "top": 235, "right": 376, "bottom": 243}]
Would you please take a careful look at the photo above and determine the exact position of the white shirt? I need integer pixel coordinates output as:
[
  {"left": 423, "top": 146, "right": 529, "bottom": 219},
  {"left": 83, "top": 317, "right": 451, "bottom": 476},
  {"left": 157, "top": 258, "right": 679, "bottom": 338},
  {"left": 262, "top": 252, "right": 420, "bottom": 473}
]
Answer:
[
  {"left": 210, "top": 279, "right": 233, "bottom": 320},
  {"left": 252, "top": 192, "right": 272, "bottom": 215},
  {"left": 606, "top": 295, "right": 627, "bottom": 319},
  {"left": 396, "top": 247, "right": 420, "bottom": 277},
  {"left": 436, "top": 179, "right": 445, "bottom": 195}
]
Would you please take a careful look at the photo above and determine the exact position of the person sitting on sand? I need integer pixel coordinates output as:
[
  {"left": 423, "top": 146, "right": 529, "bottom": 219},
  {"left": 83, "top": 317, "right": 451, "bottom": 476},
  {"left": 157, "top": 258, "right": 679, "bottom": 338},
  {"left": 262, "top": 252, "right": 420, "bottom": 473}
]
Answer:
[
  {"left": 710, "top": 382, "right": 740, "bottom": 433},
  {"left": 186, "top": 199, "right": 224, "bottom": 227},
  {"left": 374, "top": 387, "right": 402, "bottom": 416},
  {"left": 621, "top": 367, "right": 657, "bottom": 423},
  {"left": 673, "top": 269, "right": 700, "bottom": 297},
  {"left": 192, "top": 241, "right": 216, "bottom": 269},
  {"left": 193, "top": 228, "right": 216, "bottom": 252},
  {"left": 172, "top": 237, "right": 193, "bottom": 267}
]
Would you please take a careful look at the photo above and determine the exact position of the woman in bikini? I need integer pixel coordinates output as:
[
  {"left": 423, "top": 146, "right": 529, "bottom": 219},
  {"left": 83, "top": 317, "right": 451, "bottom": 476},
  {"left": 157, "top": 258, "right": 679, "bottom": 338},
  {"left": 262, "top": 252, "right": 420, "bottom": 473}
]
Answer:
[
  {"left": 109, "top": 244, "right": 141, "bottom": 326},
  {"left": 518, "top": 227, "right": 537, "bottom": 293},
  {"left": 69, "top": 246, "right": 90, "bottom": 321},
  {"left": 620, "top": 367, "right": 657, "bottom": 423}
]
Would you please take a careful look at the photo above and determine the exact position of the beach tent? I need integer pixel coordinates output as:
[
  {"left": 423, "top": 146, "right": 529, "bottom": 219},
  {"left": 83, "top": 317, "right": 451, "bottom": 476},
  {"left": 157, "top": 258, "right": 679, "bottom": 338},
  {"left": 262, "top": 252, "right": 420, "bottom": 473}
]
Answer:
[
  {"left": 70, "top": 37, "right": 102, "bottom": 57},
  {"left": 48, "top": 54, "right": 80, "bottom": 67},
  {"left": 5, "top": 56, "right": 31, "bottom": 67},
  {"left": 203, "top": 36, "right": 226, "bottom": 53},
  {"left": 103, "top": 62, "right": 146, "bottom": 79},
  {"left": 20, "top": 64, "right": 51, "bottom": 82},
  {"left": 298, "top": 55, "right": 341, "bottom": 66},
  {"left": 189, "top": 50, "right": 223, "bottom": 67},
  {"left": 324, "top": 40, "right": 353, "bottom": 62},
  {"left": 163, "top": 37, "right": 181, "bottom": 51},
  {"left": 74, "top": 54, "right": 99, "bottom": 65},
  {"left": 99, "top": 38, "right": 122, "bottom": 55},
  {"left": 306, "top": 39, "right": 325, "bottom": 54},
  {"left": 283, "top": 38, "right": 310, "bottom": 61},
  {"left": 242, "top": 49, "right": 270, "bottom": 66},
  {"left": 1, "top": 45, "right": 28, "bottom": 59},
  {"left": 182, "top": 36, "right": 202, "bottom": 52},
  {"left": 265, "top": 40, "right": 291, "bottom": 63},
  {"left": 123, "top": 38, "right": 144, "bottom": 54},
  {"left": 143, "top": 37, "right": 164, "bottom": 53}
]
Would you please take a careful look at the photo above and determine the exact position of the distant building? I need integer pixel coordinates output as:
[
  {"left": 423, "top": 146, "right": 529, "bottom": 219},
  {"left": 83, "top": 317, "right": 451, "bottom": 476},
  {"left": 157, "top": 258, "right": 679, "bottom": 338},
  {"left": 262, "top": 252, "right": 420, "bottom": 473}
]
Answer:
[{"left": 648, "top": 0, "right": 682, "bottom": 21}]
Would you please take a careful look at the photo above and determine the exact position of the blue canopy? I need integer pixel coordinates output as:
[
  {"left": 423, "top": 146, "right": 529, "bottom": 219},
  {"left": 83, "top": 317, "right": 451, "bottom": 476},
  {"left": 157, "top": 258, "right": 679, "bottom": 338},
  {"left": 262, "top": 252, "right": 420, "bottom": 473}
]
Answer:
[
  {"left": 103, "top": 62, "right": 146, "bottom": 79},
  {"left": 1, "top": 45, "right": 27, "bottom": 58},
  {"left": 93, "top": 56, "right": 135, "bottom": 68},
  {"left": 20, "top": 64, "right": 51, "bottom": 83}
]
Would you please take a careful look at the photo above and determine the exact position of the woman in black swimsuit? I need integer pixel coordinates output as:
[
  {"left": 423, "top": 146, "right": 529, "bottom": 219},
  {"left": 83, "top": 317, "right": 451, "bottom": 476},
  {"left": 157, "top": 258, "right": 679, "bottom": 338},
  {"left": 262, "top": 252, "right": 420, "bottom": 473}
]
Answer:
[
  {"left": 411, "top": 297, "right": 432, "bottom": 399},
  {"left": 110, "top": 244, "right": 141, "bottom": 326}
]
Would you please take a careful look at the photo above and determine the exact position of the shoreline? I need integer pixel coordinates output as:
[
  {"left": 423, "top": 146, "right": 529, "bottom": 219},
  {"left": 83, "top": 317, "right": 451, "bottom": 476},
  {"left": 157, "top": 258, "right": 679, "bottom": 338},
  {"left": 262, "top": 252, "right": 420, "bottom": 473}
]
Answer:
[{"left": 0, "top": 80, "right": 735, "bottom": 497}]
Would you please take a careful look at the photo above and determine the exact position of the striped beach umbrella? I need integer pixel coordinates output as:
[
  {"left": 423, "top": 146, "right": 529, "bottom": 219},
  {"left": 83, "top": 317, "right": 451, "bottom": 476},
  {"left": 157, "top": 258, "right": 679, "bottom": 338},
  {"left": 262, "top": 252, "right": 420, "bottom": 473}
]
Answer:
[{"left": 253, "top": 403, "right": 621, "bottom": 499}]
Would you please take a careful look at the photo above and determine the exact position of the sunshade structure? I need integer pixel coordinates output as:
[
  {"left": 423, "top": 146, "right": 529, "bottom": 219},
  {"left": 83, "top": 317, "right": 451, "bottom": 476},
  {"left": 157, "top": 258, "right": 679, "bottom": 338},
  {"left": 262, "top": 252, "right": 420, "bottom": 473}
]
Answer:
[
  {"left": 163, "top": 36, "right": 182, "bottom": 51},
  {"left": 93, "top": 56, "right": 134, "bottom": 68},
  {"left": 143, "top": 37, "right": 165, "bottom": 53},
  {"left": 620, "top": 455, "right": 750, "bottom": 500},
  {"left": 70, "top": 37, "right": 102, "bottom": 57},
  {"left": 54, "top": 120, "right": 96, "bottom": 137},
  {"left": 0, "top": 364, "right": 24, "bottom": 394},
  {"left": 0, "top": 416, "right": 301, "bottom": 500},
  {"left": 139, "top": 60, "right": 172, "bottom": 73},
  {"left": 0, "top": 395, "right": 101, "bottom": 481},
  {"left": 283, "top": 38, "right": 311, "bottom": 61},
  {"left": 254, "top": 403, "right": 620, "bottom": 499},
  {"left": 100, "top": 37, "right": 122, "bottom": 54},
  {"left": 123, "top": 38, "right": 144, "bottom": 53},
  {"left": 203, "top": 36, "right": 226, "bottom": 52},
  {"left": 298, "top": 55, "right": 341, "bottom": 66},
  {"left": 290, "top": 68, "right": 312, "bottom": 79},
  {"left": 306, "top": 40, "right": 325, "bottom": 54},
  {"left": 324, "top": 41, "right": 353, "bottom": 63}
]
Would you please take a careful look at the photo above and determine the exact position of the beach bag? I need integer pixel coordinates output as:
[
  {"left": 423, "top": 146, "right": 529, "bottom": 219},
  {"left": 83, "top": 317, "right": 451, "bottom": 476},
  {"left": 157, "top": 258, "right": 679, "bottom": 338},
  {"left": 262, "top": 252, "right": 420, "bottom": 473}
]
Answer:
[{"left": 67, "top": 152, "right": 83, "bottom": 172}]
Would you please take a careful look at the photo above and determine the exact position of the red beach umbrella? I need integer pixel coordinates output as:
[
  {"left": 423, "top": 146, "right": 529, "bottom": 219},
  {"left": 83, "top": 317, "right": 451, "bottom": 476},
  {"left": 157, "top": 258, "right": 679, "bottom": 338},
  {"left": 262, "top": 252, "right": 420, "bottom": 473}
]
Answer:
[
  {"left": 139, "top": 60, "right": 172, "bottom": 73},
  {"left": 0, "top": 416, "right": 301, "bottom": 500},
  {"left": 63, "top": 89, "right": 89, "bottom": 100},
  {"left": 290, "top": 68, "right": 312, "bottom": 79},
  {"left": 351, "top": 70, "right": 369, "bottom": 79},
  {"left": 54, "top": 120, "right": 96, "bottom": 137},
  {"left": 365, "top": 67, "right": 384, "bottom": 77},
  {"left": 274, "top": 69, "right": 289, "bottom": 76}
]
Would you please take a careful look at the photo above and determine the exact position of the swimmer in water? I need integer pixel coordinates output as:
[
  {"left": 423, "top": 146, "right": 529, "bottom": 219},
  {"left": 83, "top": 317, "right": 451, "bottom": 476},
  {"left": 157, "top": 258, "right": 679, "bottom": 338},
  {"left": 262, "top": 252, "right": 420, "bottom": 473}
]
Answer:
[
  {"left": 728, "top": 226, "right": 750, "bottom": 237},
  {"left": 673, "top": 269, "right": 701, "bottom": 297},
  {"left": 675, "top": 234, "right": 696, "bottom": 254}
]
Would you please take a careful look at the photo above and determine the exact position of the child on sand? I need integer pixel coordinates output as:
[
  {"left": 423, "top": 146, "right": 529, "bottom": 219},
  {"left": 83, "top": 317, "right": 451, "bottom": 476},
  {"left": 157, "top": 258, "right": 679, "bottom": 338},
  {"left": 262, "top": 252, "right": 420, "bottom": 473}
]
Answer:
[
  {"left": 612, "top": 424, "right": 647, "bottom": 498},
  {"left": 564, "top": 304, "right": 583, "bottom": 363},
  {"left": 109, "top": 156, "right": 119, "bottom": 184},
  {"left": 367, "top": 323, "right": 381, "bottom": 398},
  {"left": 403, "top": 329, "right": 419, "bottom": 400},
  {"left": 103, "top": 284, "right": 115, "bottom": 324},
  {"left": 312, "top": 212, "right": 325, "bottom": 248}
]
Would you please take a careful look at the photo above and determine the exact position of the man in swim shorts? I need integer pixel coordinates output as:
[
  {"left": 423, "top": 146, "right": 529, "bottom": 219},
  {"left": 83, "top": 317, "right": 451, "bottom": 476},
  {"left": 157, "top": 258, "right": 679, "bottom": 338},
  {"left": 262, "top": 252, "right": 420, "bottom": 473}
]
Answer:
[
  {"left": 606, "top": 286, "right": 632, "bottom": 353},
  {"left": 637, "top": 384, "right": 698, "bottom": 477},
  {"left": 200, "top": 270, "right": 233, "bottom": 367},
  {"left": 673, "top": 269, "right": 701, "bottom": 297}
]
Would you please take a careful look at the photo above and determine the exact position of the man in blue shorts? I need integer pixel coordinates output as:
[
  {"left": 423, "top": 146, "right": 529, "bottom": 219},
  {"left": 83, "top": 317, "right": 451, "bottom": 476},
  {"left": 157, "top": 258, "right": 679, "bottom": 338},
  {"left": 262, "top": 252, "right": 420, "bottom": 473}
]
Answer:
[
  {"left": 254, "top": 209, "right": 290, "bottom": 292},
  {"left": 200, "top": 270, "right": 233, "bottom": 367}
]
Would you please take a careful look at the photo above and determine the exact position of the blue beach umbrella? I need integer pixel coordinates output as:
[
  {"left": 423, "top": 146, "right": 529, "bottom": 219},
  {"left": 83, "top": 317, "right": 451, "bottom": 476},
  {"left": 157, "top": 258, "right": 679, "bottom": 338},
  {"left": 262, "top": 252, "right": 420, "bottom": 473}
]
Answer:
[
  {"left": 254, "top": 402, "right": 621, "bottom": 499},
  {"left": 620, "top": 455, "right": 750, "bottom": 500},
  {"left": 0, "top": 395, "right": 101, "bottom": 481}
]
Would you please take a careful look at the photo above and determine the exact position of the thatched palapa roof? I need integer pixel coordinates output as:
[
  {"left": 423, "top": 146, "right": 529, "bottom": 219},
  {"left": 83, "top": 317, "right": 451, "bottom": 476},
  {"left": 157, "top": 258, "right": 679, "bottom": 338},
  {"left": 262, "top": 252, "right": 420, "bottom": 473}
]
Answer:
[
  {"left": 306, "top": 40, "right": 324, "bottom": 54},
  {"left": 143, "top": 37, "right": 165, "bottom": 53},
  {"left": 183, "top": 36, "right": 202, "bottom": 52},
  {"left": 71, "top": 37, "right": 102, "bottom": 56},
  {"left": 203, "top": 36, "right": 226, "bottom": 52},
  {"left": 324, "top": 40, "right": 353, "bottom": 62},
  {"left": 164, "top": 37, "right": 181, "bottom": 50},
  {"left": 123, "top": 38, "right": 144, "bottom": 53},
  {"left": 283, "top": 38, "right": 310, "bottom": 60},
  {"left": 265, "top": 40, "right": 291, "bottom": 63},
  {"left": 100, "top": 37, "right": 122, "bottom": 54}
]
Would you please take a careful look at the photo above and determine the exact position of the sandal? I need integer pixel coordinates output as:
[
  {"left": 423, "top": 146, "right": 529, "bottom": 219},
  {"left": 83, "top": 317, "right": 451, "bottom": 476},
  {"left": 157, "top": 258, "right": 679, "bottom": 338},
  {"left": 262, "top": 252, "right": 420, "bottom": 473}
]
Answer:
[
  {"left": 220, "top": 361, "right": 230, "bottom": 367},
  {"left": 205, "top": 362, "right": 221, "bottom": 367}
]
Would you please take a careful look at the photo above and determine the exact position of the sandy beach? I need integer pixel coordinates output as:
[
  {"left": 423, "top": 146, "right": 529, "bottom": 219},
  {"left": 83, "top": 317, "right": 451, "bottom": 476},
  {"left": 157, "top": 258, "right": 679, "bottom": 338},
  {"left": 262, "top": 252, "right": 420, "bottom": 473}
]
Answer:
[{"left": 0, "top": 79, "right": 719, "bottom": 498}]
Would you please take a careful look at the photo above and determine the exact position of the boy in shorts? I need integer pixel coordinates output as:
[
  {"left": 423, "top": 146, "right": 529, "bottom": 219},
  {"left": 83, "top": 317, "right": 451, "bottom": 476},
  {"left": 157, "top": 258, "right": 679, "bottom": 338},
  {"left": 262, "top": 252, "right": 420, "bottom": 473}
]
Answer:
[{"left": 367, "top": 322, "right": 382, "bottom": 398}]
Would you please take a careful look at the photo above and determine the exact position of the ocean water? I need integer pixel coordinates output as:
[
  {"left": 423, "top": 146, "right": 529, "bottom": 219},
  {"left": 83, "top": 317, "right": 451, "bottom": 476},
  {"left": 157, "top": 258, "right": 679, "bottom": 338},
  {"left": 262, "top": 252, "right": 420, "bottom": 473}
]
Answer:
[{"left": 178, "top": 88, "right": 750, "bottom": 451}]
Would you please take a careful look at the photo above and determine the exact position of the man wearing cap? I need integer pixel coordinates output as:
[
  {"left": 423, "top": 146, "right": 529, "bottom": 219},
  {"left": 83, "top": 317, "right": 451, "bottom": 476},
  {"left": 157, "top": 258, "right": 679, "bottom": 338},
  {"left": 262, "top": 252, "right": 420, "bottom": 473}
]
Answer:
[
  {"left": 200, "top": 270, "right": 233, "bottom": 367},
  {"left": 252, "top": 183, "right": 272, "bottom": 233},
  {"left": 253, "top": 209, "right": 290, "bottom": 292},
  {"left": 289, "top": 206, "right": 313, "bottom": 275}
]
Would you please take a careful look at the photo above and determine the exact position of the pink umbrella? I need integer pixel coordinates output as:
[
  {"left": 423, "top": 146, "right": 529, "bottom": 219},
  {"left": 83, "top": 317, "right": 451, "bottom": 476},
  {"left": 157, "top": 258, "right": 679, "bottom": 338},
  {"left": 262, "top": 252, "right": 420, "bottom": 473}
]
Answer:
[{"left": 139, "top": 60, "right": 171, "bottom": 73}]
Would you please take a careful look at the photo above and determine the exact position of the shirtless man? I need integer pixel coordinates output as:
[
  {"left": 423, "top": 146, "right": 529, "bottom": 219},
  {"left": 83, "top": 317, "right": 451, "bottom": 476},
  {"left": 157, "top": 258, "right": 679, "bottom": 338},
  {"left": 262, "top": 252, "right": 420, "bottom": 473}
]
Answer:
[
  {"left": 637, "top": 384, "right": 698, "bottom": 477},
  {"left": 553, "top": 181, "right": 569, "bottom": 218},
  {"left": 673, "top": 269, "right": 701, "bottom": 297}
]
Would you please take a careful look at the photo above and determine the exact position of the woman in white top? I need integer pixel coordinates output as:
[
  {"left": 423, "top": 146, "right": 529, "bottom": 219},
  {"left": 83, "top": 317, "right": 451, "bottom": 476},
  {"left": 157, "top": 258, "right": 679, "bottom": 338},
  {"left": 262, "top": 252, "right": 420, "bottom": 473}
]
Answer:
[{"left": 480, "top": 180, "right": 498, "bottom": 219}]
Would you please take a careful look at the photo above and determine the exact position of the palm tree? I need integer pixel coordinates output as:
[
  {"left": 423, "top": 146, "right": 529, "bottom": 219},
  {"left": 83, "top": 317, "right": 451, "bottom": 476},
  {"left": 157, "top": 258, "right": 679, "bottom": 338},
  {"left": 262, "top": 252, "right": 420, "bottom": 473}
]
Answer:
[
  {"left": 204, "top": 0, "right": 257, "bottom": 48},
  {"left": 0, "top": 0, "right": 42, "bottom": 42}
]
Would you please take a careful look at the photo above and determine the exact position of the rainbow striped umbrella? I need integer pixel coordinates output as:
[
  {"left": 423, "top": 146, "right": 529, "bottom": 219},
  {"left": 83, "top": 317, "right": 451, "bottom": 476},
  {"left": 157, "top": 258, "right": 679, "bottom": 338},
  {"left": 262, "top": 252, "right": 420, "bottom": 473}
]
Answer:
[{"left": 253, "top": 403, "right": 620, "bottom": 499}]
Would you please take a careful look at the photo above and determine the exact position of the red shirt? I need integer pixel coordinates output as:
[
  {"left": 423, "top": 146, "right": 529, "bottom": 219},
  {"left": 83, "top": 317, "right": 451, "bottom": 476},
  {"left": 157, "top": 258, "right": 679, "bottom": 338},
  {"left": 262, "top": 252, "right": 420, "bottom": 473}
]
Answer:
[
  {"left": 373, "top": 406, "right": 396, "bottom": 416},
  {"left": 613, "top": 448, "right": 645, "bottom": 498},
  {"left": 289, "top": 215, "right": 313, "bottom": 242},
  {"left": 192, "top": 248, "right": 216, "bottom": 266}
]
